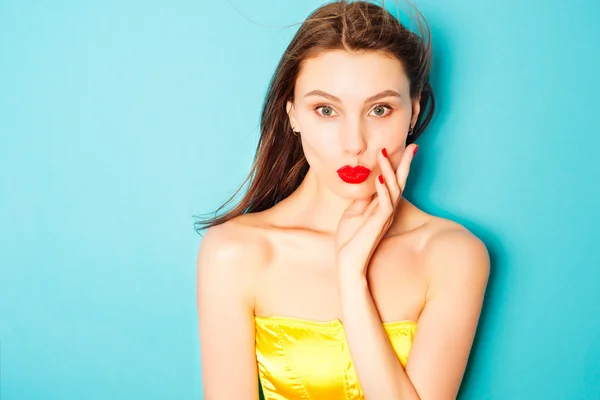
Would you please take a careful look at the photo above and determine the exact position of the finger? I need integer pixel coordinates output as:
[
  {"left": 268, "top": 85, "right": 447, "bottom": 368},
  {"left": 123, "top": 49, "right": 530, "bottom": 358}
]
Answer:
[
  {"left": 354, "top": 180, "right": 392, "bottom": 246},
  {"left": 375, "top": 173, "right": 394, "bottom": 221},
  {"left": 364, "top": 197, "right": 380, "bottom": 219},
  {"left": 379, "top": 148, "right": 401, "bottom": 204},
  {"left": 363, "top": 191, "right": 379, "bottom": 216},
  {"left": 343, "top": 196, "right": 373, "bottom": 216},
  {"left": 396, "top": 144, "right": 418, "bottom": 192}
]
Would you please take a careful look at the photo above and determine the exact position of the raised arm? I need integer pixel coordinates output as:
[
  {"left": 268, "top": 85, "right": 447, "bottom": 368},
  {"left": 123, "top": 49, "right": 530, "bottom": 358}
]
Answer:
[{"left": 196, "top": 223, "right": 261, "bottom": 400}]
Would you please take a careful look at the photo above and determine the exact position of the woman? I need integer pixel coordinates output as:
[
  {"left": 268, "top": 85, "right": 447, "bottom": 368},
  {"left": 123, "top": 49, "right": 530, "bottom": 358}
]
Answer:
[{"left": 195, "top": 1, "right": 490, "bottom": 399}]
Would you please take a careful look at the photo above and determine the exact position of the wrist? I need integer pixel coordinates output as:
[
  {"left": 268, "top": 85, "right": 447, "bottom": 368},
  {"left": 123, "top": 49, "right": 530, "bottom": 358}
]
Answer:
[
  {"left": 336, "top": 269, "right": 368, "bottom": 289},
  {"left": 337, "top": 273, "right": 370, "bottom": 316}
]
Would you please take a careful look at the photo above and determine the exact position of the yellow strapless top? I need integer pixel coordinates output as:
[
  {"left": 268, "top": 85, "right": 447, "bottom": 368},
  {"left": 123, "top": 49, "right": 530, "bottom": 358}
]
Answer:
[{"left": 255, "top": 315, "right": 417, "bottom": 400}]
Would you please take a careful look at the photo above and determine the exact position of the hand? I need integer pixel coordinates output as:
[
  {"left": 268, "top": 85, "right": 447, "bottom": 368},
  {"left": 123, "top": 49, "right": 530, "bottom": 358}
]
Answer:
[{"left": 334, "top": 144, "right": 418, "bottom": 277}]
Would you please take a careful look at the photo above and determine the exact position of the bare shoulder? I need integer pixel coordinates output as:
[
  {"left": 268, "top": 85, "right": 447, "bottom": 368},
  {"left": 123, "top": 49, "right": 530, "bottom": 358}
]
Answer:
[
  {"left": 393, "top": 198, "right": 489, "bottom": 296},
  {"left": 420, "top": 216, "right": 490, "bottom": 299},
  {"left": 420, "top": 214, "right": 483, "bottom": 245},
  {"left": 198, "top": 214, "right": 273, "bottom": 273},
  {"left": 422, "top": 216, "right": 489, "bottom": 264},
  {"left": 197, "top": 213, "right": 276, "bottom": 304}
]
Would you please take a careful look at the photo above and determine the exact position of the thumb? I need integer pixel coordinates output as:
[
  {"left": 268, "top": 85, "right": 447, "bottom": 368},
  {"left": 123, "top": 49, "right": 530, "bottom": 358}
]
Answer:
[{"left": 342, "top": 196, "right": 374, "bottom": 216}]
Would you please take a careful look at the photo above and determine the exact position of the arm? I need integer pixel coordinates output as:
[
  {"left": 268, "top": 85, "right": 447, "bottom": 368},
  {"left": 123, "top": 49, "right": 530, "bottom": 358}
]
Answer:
[
  {"left": 196, "top": 224, "right": 261, "bottom": 400},
  {"left": 339, "top": 227, "right": 490, "bottom": 400}
]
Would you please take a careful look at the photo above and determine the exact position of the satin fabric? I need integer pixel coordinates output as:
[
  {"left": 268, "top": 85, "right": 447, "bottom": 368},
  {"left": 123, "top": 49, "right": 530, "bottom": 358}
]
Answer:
[{"left": 255, "top": 315, "right": 417, "bottom": 400}]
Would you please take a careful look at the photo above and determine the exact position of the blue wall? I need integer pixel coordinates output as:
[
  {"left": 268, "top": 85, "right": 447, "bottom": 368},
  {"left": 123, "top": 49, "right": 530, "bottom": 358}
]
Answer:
[{"left": 1, "top": 0, "right": 598, "bottom": 398}]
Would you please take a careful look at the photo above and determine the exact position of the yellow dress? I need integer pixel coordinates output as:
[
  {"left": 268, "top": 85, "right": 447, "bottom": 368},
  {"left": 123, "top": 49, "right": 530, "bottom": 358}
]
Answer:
[{"left": 255, "top": 315, "right": 417, "bottom": 400}]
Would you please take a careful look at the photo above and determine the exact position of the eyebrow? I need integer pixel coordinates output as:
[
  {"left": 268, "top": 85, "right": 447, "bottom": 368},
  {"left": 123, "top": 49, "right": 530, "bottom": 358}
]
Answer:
[{"left": 304, "top": 89, "right": 402, "bottom": 103}]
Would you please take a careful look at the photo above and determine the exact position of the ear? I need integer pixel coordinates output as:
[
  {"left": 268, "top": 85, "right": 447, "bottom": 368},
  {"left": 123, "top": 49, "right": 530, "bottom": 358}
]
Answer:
[
  {"left": 286, "top": 100, "right": 298, "bottom": 131},
  {"left": 410, "top": 95, "right": 421, "bottom": 127}
]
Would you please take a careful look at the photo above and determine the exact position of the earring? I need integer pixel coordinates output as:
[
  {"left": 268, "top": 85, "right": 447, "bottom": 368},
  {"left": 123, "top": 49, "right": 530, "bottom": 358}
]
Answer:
[
  {"left": 292, "top": 127, "right": 300, "bottom": 136},
  {"left": 408, "top": 125, "right": 414, "bottom": 136}
]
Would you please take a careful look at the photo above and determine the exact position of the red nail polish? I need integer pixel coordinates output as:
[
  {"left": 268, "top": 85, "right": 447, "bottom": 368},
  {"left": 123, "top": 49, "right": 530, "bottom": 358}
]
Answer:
[
  {"left": 413, "top": 145, "right": 419, "bottom": 156},
  {"left": 382, "top": 148, "right": 388, "bottom": 158},
  {"left": 378, "top": 175, "right": 384, "bottom": 184}
]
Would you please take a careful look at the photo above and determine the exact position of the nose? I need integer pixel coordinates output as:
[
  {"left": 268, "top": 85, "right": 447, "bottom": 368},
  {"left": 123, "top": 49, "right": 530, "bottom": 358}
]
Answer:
[{"left": 340, "top": 120, "right": 367, "bottom": 156}]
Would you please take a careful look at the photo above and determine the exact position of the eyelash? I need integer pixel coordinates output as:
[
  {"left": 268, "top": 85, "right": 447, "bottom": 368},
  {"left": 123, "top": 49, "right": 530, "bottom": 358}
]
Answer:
[{"left": 312, "top": 103, "right": 394, "bottom": 119}]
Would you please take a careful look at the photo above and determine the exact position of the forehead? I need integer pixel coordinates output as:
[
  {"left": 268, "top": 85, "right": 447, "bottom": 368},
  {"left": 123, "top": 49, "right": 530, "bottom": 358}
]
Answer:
[{"left": 295, "top": 49, "right": 409, "bottom": 99}]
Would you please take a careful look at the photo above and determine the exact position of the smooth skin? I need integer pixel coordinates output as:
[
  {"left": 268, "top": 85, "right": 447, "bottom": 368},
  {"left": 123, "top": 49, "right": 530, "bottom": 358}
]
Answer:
[{"left": 197, "top": 49, "right": 490, "bottom": 399}]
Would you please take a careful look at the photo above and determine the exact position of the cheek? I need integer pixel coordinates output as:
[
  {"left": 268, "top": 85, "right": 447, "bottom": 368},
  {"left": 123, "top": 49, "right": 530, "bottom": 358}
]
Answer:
[
  {"left": 388, "top": 136, "right": 408, "bottom": 154},
  {"left": 295, "top": 109, "right": 339, "bottom": 153},
  {"left": 374, "top": 126, "right": 407, "bottom": 150},
  {"left": 299, "top": 127, "right": 341, "bottom": 161}
]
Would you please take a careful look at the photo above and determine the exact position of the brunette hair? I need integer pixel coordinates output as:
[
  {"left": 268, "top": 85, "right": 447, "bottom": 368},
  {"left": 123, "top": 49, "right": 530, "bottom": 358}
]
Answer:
[{"left": 194, "top": 0, "right": 435, "bottom": 234}]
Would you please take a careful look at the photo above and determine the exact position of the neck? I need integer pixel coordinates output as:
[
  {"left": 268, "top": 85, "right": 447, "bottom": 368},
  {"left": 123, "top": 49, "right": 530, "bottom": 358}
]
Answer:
[{"left": 274, "top": 167, "right": 372, "bottom": 235}]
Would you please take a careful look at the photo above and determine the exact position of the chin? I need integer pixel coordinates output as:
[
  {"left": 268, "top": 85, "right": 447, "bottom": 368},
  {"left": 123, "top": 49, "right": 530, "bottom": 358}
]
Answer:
[{"left": 331, "top": 181, "right": 376, "bottom": 200}]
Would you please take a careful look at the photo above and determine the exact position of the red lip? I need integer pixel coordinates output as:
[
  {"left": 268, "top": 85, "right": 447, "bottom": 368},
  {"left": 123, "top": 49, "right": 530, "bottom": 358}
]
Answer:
[{"left": 337, "top": 165, "right": 372, "bottom": 184}]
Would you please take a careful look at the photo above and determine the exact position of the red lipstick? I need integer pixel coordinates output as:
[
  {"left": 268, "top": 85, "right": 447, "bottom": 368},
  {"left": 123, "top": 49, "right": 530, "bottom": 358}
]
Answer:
[{"left": 337, "top": 165, "right": 372, "bottom": 184}]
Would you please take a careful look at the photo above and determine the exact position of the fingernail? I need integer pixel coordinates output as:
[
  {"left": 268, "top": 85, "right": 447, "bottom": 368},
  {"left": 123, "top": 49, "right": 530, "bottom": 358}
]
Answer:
[
  {"left": 413, "top": 145, "right": 419, "bottom": 156},
  {"left": 381, "top": 148, "right": 388, "bottom": 158},
  {"left": 378, "top": 175, "right": 384, "bottom": 184}
]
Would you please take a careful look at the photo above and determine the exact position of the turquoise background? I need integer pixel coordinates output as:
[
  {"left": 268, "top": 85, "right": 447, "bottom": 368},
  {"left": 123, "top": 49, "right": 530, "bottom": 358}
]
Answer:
[{"left": 1, "top": 0, "right": 599, "bottom": 399}]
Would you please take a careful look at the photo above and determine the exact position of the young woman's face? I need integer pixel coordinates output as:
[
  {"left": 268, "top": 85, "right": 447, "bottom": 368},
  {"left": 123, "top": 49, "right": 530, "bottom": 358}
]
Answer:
[{"left": 287, "top": 49, "right": 420, "bottom": 199}]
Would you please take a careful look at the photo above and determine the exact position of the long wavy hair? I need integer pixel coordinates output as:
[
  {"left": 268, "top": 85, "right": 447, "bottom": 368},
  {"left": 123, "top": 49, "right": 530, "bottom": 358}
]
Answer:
[{"left": 194, "top": 0, "right": 435, "bottom": 234}]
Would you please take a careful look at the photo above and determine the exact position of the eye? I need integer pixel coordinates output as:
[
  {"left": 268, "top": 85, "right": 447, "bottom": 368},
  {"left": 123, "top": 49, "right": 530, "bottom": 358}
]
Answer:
[
  {"left": 369, "top": 104, "right": 394, "bottom": 118},
  {"left": 313, "top": 104, "right": 338, "bottom": 118},
  {"left": 313, "top": 103, "right": 394, "bottom": 119}
]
